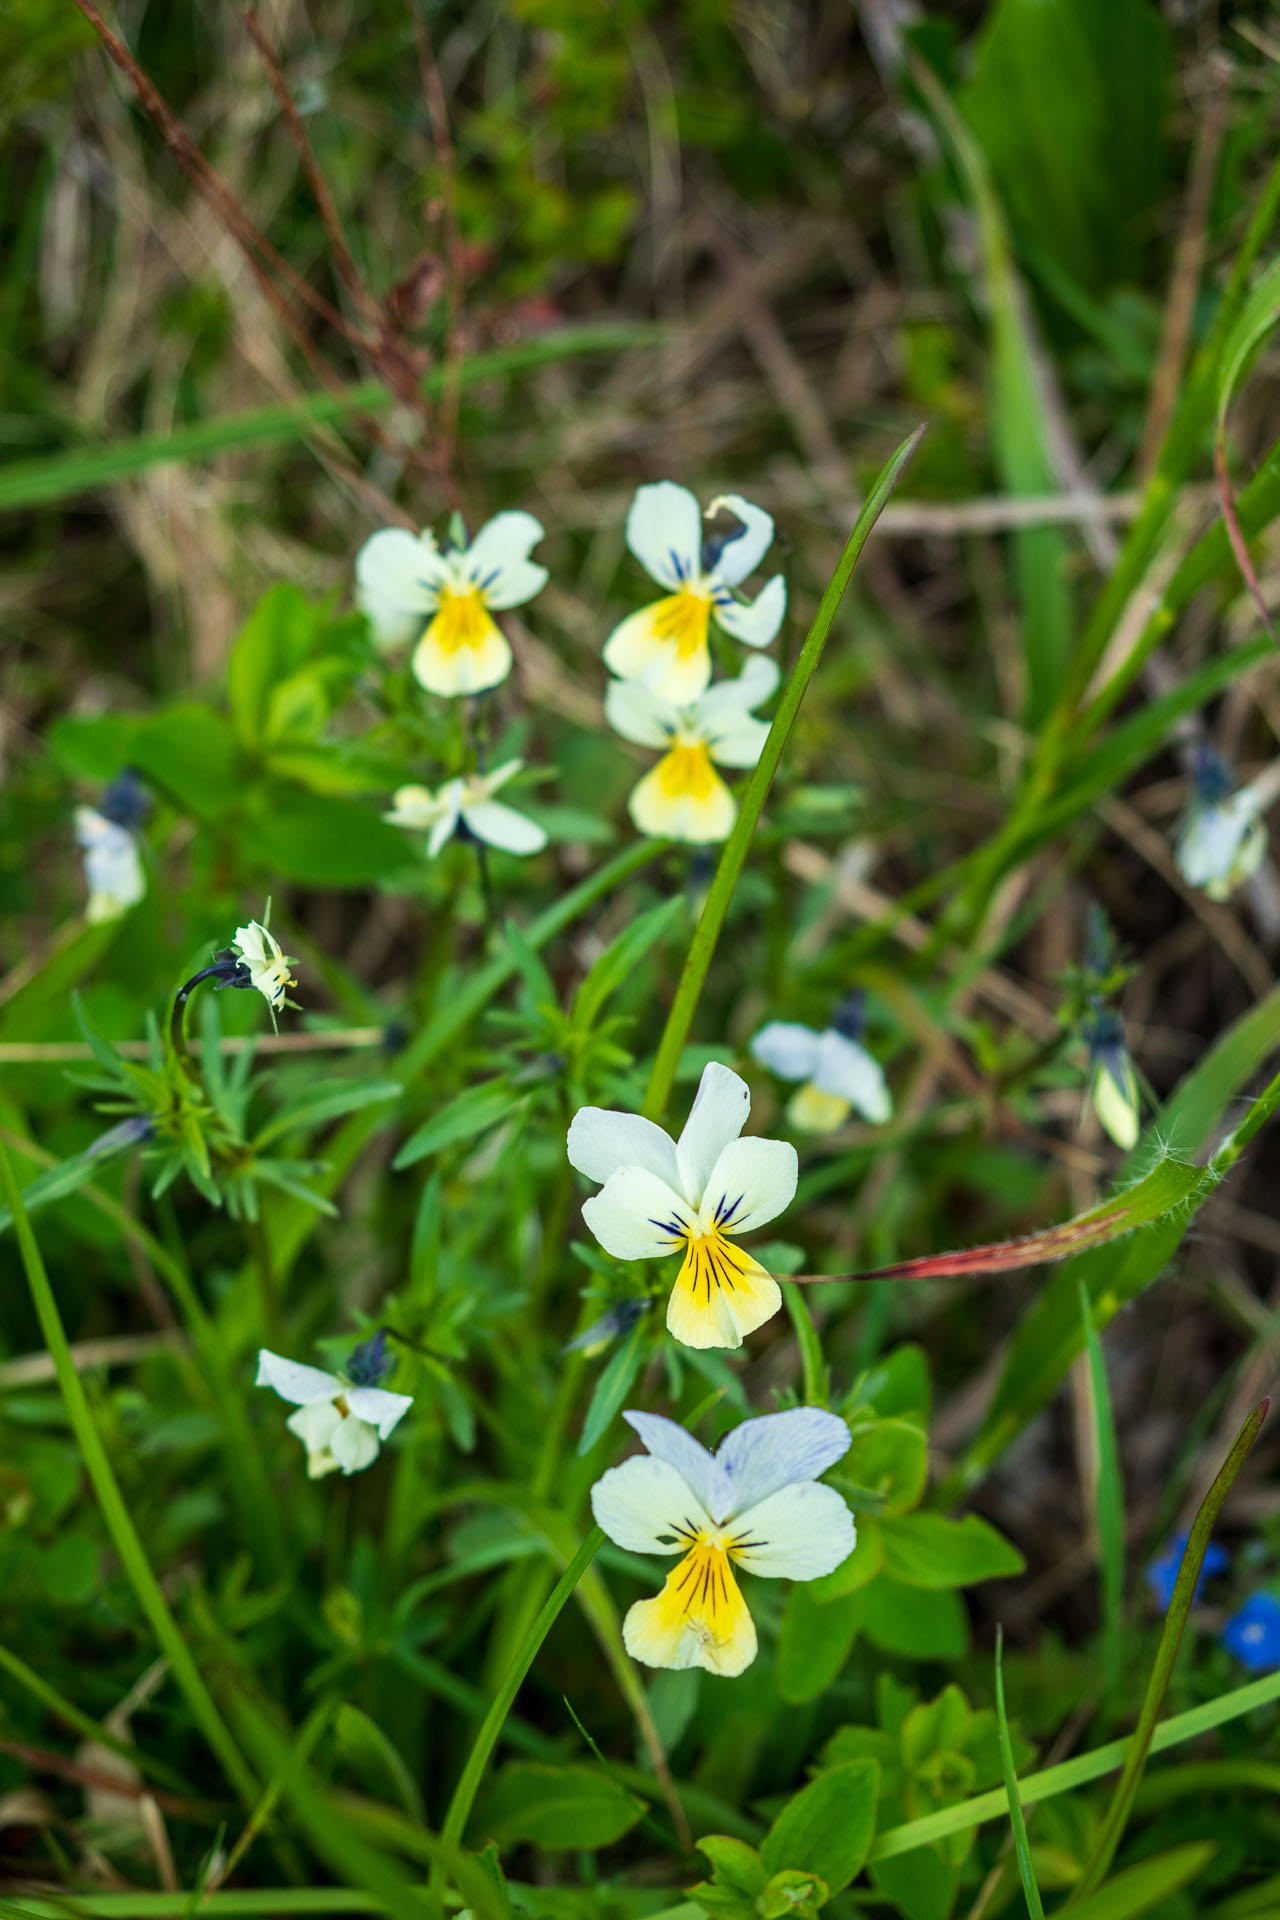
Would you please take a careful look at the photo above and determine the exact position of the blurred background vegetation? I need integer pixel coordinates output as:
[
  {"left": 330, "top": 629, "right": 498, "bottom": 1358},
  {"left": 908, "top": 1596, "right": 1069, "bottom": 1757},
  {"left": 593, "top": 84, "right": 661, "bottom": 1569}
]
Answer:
[{"left": 5, "top": 0, "right": 1280, "bottom": 1915}]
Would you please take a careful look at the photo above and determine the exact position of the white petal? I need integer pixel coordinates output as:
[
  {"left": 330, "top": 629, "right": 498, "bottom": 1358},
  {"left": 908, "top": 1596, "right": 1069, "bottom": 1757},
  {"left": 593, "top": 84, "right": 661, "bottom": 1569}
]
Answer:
[
  {"left": 701, "top": 1136, "right": 797, "bottom": 1236},
  {"left": 345, "top": 1387, "right": 413, "bottom": 1439},
  {"left": 330, "top": 1416, "right": 381, "bottom": 1474},
  {"left": 727, "top": 1481, "right": 856, "bottom": 1580},
  {"left": 749, "top": 1021, "right": 821, "bottom": 1083},
  {"left": 256, "top": 1350, "right": 341, "bottom": 1406},
  {"left": 812, "top": 1030, "right": 892, "bottom": 1123},
  {"left": 604, "top": 676, "right": 680, "bottom": 750},
  {"left": 384, "top": 785, "right": 445, "bottom": 831},
  {"left": 623, "top": 1411, "right": 730, "bottom": 1519},
  {"left": 676, "top": 1063, "right": 752, "bottom": 1207},
  {"left": 706, "top": 493, "right": 775, "bottom": 587},
  {"left": 1093, "top": 1058, "right": 1139, "bottom": 1150},
  {"left": 358, "top": 584, "right": 423, "bottom": 653},
  {"left": 717, "top": 1407, "right": 852, "bottom": 1518},
  {"left": 603, "top": 600, "right": 712, "bottom": 705},
  {"left": 287, "top": 1400, "right": 342, "bottom": 1450},
  {"left": 581, "top": 1167, "right": 694, "bottom": 1260},
  {"left": 77, "top": 812, "right": 145, "bottom": 920},
  {"left": 713, "top": 574, "right": 786, "bottom": 648},
  {"left": 477, "top": 758, "right": 523, "bottom": 797},
  {"left": 427, "top": 784, "right": 464, "bottom": 856},
  {"left": 629, "top": 758, "right": 736, "bottom": 844},
  {"left": 591, "top": 1454, "right": 715, "bottom": 1553},
  {"left": 695, "top": 653, "right": 780, "bottom": 718},
  {"left": 462, "top": 800, "right": 547, "bottom": 855},
  {"left": 704, "top": 711, "right": 770, "bottom": 771},
  {"left": 566, "top": 1109, "right": 681, "bottom": 1188},
  {"left": 625, "top": 481, "right": 703, "bottom": 589},
  {"left": 459, "top": 511, "right": 548, "bottom": 609},
  {"left": 355, "top": 528, "right": 446, "bottom": 611}
]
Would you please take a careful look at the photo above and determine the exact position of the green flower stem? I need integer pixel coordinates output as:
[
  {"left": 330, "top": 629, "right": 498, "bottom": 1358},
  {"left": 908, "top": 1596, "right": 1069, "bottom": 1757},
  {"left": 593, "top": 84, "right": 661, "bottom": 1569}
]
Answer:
[
  {"left": 0, "top": 1140, "right": 260, "bottom": 1812},
  {"left": 642, "top": 424, "right": 924, "bottom": 1123},
  {"left": 1068, "top": 1398, "right": 1269, "bottom": 1902}
]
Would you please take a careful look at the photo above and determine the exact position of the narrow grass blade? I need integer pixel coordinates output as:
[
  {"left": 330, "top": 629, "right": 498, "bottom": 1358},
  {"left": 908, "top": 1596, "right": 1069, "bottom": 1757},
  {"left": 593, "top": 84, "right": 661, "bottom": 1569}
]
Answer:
[
  {"left": 869, "top": 1663, "right": 1280, "bottom": 1863},
  {"left": 1069, "top": 1398, "right": 1269, "bottom": 1901},
  {"left": 1065, "top": 1843, "right": 1215, "bottom": 1920},
  {"left": 1079, "top": 1283, "right": 1126, "bottom": 1699},
  {"left": 642, "top": 423, "right": 924, "bottom": 1122},
  {"left": 0, "top": 1141, "right": 259, "bottom": 1811},
  {"left": 994, "top": 1626, "right": 1044, "bottom": 1918}
]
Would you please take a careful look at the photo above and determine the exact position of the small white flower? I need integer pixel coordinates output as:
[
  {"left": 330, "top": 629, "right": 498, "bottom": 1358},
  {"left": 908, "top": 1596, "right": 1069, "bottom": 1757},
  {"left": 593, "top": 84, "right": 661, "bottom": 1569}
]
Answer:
[
  {"left": 1086, "top": 1012, "right": 1140, "bottom": 1151},
  {"left": 385, "top": 760, "right": 547, "bottom": 858},
  {"left": 75, "top": 808, "right": 145, "bottom": 923},
  {"left": 604, "top": 482, "right": 786, "bottom": 704},
  {"left": 355, "top": 512, "right": 548, "bottom": 697},
  {"left": 567, "top": 1062, "right": 798, "bottom": 1350},
  {"left": 1176, "top": 787, "right": 1268, "bottom": 902},
  {"left": 606, "top": 655, "right": 778, "bottom": 845},
  {"left": 255, "top": 1350, "right": 412, "bottom": 1478},
  {"left": 750, "top": 1020, "right": 892, "bottom": 1132},
  {"left": 592, "top": 1406, "right": 855, "bottom": 1676},
  {"left": 232, "top": 917, "right": 297, "bottom": 1014}
]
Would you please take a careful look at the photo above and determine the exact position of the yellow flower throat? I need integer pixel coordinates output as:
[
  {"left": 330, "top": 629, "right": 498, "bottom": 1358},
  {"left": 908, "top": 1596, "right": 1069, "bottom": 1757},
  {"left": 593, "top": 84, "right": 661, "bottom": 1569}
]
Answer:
[
  {"left": 428, "top": 586, "right": 498, "bottom": 655},
  {"left": 650, "top": 588, "right": 712, "bottom": 659}
]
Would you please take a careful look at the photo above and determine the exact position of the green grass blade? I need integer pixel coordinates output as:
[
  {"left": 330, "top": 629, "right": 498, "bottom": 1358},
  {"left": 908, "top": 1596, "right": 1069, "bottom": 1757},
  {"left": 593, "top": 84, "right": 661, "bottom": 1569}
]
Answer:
[
  {"left": 1065, "top": 1843, "right": 1216, "bottom": 1920},
  {"left": 1069, "top": 1400, "right": 1269, "bottom": 1901},
  {"left": 0, "top": 1140, "right": 260, "bottom": 1811},
  {"left": 642, "top": 423, "right": 924, "bottom": 1122},
  {"left": 0, "top": 324, "right": 658, "bottom": 512},
  {"left": 994, "top": 1625, "right": 1044, "bottom": 1918},
  {"left": 1079, "top": 1283, "right": 1125, "bottom": 1700}
]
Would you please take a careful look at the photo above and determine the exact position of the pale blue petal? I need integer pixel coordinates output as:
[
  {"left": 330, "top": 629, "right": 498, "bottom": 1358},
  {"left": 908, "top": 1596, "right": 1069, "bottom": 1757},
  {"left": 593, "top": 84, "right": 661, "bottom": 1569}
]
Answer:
[
  {"left": 717, "top": 1407, "right": 851, "bottom": 1519},
  {"left": 624, "top": 1409, "right": 730, "bottom": 1519}
]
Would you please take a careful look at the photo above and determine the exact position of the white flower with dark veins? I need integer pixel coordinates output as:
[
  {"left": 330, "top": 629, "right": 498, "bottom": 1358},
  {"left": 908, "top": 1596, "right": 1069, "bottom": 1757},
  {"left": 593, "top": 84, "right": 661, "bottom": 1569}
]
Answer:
[
  {"left": 231, "top": 918, "right": 297, "bottom": 1014},
  {"left": 567, "top": 1062, "right": 798, "bottom": 1349},
  {"left": 355, "top": 513, "right": 548, "bottom": 697},
  {"left": 385, "top": 760, "right": 547, "bottom": 857},
  {"left": 750, "top": 1020, "right": 893, "bottom": 1132},
  {"left": 605, "top": 655, "right": 778, "bottom": 845},
  {"left": 255, "top": 1349, "right": 412, "bottom": 1478},
  {"left": 604, "top": 482, "right": 786, "bottom": 704},
  {"left": 592, "top": 1406, "right": 856, "bottom": 1675}
]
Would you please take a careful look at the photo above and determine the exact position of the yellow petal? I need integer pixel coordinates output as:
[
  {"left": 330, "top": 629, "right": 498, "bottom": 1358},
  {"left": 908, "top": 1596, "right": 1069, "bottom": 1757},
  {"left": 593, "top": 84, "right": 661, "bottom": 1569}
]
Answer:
[
  {"left": 787, "top": 1082, "right": 852, "bottom": 1133},
  {"left": 622, "top": 1542, "right": 758, "bottom": 1675},
  {"left": 630, "top": 742, "right": 736, "bottom": 844},
  {"left": 412, "top": 588, "right": 512, "bottom": 696},
  {"left": 666, "top": 1229, "right": 782, "bottom": 1349},
  {"left": 604, "top": 593, "right": 713, "bottom": 703}
]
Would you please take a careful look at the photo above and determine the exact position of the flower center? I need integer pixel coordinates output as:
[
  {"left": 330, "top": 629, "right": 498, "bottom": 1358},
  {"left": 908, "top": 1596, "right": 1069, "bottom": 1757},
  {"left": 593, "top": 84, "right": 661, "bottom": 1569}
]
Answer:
[
  {"left": 656, "top": 1535, "right": 746, "bottom": 1642},
  {"left": 675, "top": 1222, "right": 757, "bottom": 1302},
  {"left": 428, "top": 586, "right": 497, "bottom": 655},
  {"left": 655, "top": 738, "right": 717, "bottom": 801},
  {"left": 650, "top": 588, "right": 712, "bottom": 660}
]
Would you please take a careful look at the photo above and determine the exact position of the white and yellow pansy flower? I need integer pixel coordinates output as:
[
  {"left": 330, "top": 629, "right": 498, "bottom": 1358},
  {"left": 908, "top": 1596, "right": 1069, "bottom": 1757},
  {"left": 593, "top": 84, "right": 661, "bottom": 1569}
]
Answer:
[
  {"left": 567, "top": 1062, "right": 798, "bottom": 1349},
  {"left": 74, "top": 807, "right": 145, "bottom": 923},
  {"left": 592, "top": 1406, "right": 856, "bottom": 1676},
  {"left": 231, "top": 918, "right": 297, "bottom": 1015},
  {"left": 1175, "top": 760, "right": 1280, "bottom": 902},
  {"left": 256, "top": 1348, "right": 412, "bottom": 1479},
  {"left": 385, "top": 760, "right": 547, "bottom": 857},
  {"left": 355, "top": 511, "right": 548, "bottom": 697},
  {"left": 750, "top": 1019, "right": 892, "bottom": 1133},
  {"left": 604, "top": 482, "right": 786, "bottom": 704},
  {"left": 605, "top": 655, "right": 778, "bottom": 845}
]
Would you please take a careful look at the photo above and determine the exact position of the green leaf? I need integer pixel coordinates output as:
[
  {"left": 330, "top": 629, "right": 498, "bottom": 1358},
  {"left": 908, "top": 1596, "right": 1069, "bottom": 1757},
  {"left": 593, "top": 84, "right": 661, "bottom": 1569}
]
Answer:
[
  {"left": 333, "top": 1703, "right": 424, "bottom": 1823},
  {"left": 228, "top": 584, "right": 318, "bottom": 746},
  {"left": 761, "top": 1758, "right": 879, "bottom": 1893},
  {"left": 572, "top": 896, "right": 685, "bottom": 1030},
  {"left": 393, "top": 1081, "right": 528, "bottom": 1170},
  {"left": 776, "top": 1585, "right": 864, "bottom": 1705},
  {"left": 1064, "top": 1843, "right": 1215, "bottom": 1920},
  {"left": 994, "top": 1628, "right": 1043, "bottom": 1918},
  {"left": 249, "top": 792, "right": 413, "bottom": 885},
  {"left": 472, "top": 1762, "right": 642, "bottom": 1850},
  {"left": 861, "top": 1579, "right": 968, "bottom": 1659},
  {"left": 758, "top": 1868, "right": 829, "bottom": 1918},
  {"left": 870, "top": 1847, "right": 959, "bottom": 1920},
  {"left": 962, "top": 0, "right": 1167, "bottom": 295},
  {"left": 696, "top": 1836, "right": 768, "bottom": 1897},
  {"left": 879, "top": 1514, "right": 1025, "bottom": 1589},
  {"left": 808, "top": 1514, "right": 884, "bottom": 1599},
  {"left": 128, "top": 703, "right": 243, "bottom": 819},
  {"left": 577, "top": 1313, "right": 649, "bottom": 1456},
  {"left": 841, "top": 1419, "right": 927, "bottom": 1516},
  {"left": 254, "top": 1079, "right": 401, "bottom": 1149}
]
